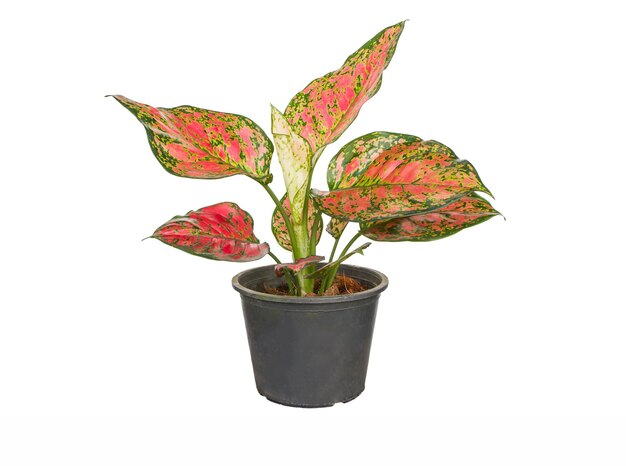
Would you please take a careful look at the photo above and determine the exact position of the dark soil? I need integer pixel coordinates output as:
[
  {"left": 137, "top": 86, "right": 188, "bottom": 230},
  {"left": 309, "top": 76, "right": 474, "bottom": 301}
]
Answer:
[{"left": 263, "top": 274, "right": 367, "bottom": 297}]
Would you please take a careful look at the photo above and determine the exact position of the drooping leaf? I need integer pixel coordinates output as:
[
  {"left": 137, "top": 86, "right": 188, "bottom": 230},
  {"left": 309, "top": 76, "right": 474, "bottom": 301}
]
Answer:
[
  {"left": 271, "top": 195, "right": 322, "bottom": 251},
  {"left": 326, "top": 218, "right": 348, "bottom": 239},
  {"left": 275, "top": 255, "right": 325, "bottom": 276},
  {"left": 110, "top": 95, "right": 273, "bottom": 181},
  {"left": 305, "top": 243, "right": 371, "bottom": 279},
  {"left": 271, "top": 106, "right": 312, "bottom": 223},
  {"left": 150, "top": 202, "right": 269, "bottom": 262},
  {"left": 285, "top": 21, "right": 405, "bottom": 154},
  {"left": 361, "top": 194, "right": 501, "bottom": 242},
  {"left": 312, "top": 132, "right": 492, "bottom": 222}
]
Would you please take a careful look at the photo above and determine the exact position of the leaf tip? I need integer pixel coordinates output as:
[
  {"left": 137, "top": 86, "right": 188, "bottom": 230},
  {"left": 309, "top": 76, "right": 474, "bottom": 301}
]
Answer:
[
  {"left": 478, "top": 185, "right": 495, "bottom": 200},
  {"left": 359, "top": 242, "right": 372, "bottom": 253}
]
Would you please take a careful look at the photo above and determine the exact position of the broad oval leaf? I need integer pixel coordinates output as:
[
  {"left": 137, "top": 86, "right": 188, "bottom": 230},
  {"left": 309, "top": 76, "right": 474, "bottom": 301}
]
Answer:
[
  {"left": 275, "top": 255, "right": 324, "bottom": 276},
  {"left": 110, "top": 95, "right": 273, "bottom": 181},
  {"left": 312, "top": 132, "right": 492, "bottom": 222},
  {"left": 151, "top": 202, "right": 269, "bottom": 262},
  {"left": 326, "top": 217, "right": 348, "bottom": 239},
  {"left": 361, "top": 194, "right": 501, "bottom": 242},
  {"left": 284, "top": 21, "right": 405, "bottom": 153},
  {"left": 272, "top": 195, "right": 322, "bottom": 251},
  {"left": 271, "top": 106, "right": 312, "bottom": 223}
]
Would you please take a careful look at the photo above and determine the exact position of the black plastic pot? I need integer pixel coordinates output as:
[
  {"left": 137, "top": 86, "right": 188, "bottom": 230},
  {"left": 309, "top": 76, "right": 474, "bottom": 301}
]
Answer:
[{"left": 232, "top": 264, "right": 388, "bottom": 408}]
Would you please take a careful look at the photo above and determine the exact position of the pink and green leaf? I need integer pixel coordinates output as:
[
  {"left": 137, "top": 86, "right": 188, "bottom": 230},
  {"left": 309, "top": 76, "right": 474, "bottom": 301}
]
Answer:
[
  {"left": 275, "top": 255, "right": 324, "bottom": 276},
  {"left": 312, "top": 132, "right": 492, "bottom": 222},
  {"left": 271, "top": 195, "right": 322, "bottom": 251},
  {"left": 361, "top": 194, "right": 501, "bottom": 242},
  {"left": 150, "top": 202, "right": 269, "bottom": 262},
  {"left": 110, "top": 95, "right": 273, "bottom": 182},
  {"left": 271, "top": 106, "right": 312, "bottom": 223},
  {"left": 284, "top": 21, "right": 405, "bottom": 153},
  {"left": 326, "top": 217, "right": 348, "bottom": 239}
]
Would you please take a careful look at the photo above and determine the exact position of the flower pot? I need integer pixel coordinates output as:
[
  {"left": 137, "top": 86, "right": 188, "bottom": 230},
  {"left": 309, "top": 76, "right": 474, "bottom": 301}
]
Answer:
[{"left": 232, "top": 264, "right": 388, "bottom": 407}]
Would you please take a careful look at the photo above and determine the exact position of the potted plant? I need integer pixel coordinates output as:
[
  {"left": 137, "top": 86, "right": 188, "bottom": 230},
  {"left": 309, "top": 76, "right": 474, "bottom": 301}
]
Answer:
[{"left": 110, "top": 20, "right": 500, "bottom": 407}]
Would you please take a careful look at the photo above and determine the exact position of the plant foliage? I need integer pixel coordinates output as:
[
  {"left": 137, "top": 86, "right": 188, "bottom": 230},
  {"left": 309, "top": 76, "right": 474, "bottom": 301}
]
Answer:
[{"left": 111, "top": 21, "right": 500, "bottom": 296}]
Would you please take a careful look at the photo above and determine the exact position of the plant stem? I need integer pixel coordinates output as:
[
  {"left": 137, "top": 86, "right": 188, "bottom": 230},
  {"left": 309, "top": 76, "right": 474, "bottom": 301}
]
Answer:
[
  {"left": 258, "top": 181, "right": 297, "bottom": 257},
  {"left": 337, "top": 231, "right": 363, "bottom": 266},
  {"left": 301, "top": 145, "right": 324, "bottom": 248},
  {"left": 297, "top": 148, "right": 324, "bottom": 294},
  {"left": 327, "top": 233, "right": 343, "bottom": 263},
  {"left": 321, "top": 231, "right": 363, "bottom": 292},
  {"left": 268, "top": 251, "right": 281, "bottom": 264},
  {"left": 308, "top": 213, "right": 322, "bottom": 255},
  {"left": 301, "top": 171, "right": 314, "bottom": 235},
  {"left": 259, "top": 181, "right": 313, "bottom": 294}
]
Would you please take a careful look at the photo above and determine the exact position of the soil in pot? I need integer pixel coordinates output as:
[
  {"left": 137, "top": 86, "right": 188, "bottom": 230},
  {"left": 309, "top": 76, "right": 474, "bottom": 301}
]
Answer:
[{"left": 263, "top": 274, "right": 366, "bottom": 297}]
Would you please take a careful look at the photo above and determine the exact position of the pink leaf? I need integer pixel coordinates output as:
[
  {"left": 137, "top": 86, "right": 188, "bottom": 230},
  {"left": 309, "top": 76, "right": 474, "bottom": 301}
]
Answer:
[
  {"left": 151, "top": 202, "right": 269, "bottom": 262},
  {"left": 111, "top": 95, "right": 273, "bottom": 181},
  {"left": 284, "top": 21, "right": 405, "bottom": 153},
  {"left": 275, "top": 255, "right": 325, "bottom": 276},
  {"left": 313, "top": 132, "right": 491, "bottom": 222},
  {"left": 361, "top": 194, "right": 501, "bottom": 241}
]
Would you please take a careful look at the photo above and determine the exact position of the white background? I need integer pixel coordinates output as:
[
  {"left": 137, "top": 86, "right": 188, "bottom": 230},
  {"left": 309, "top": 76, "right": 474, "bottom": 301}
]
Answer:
[{"left": 1, "top": 0, "right": 625, "bottom": 464}]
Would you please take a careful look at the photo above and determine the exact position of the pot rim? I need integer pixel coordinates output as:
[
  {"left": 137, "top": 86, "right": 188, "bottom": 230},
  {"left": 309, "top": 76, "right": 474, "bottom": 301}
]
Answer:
[{"left": 232, "top": 263, "right": 389, "bottom": 304}]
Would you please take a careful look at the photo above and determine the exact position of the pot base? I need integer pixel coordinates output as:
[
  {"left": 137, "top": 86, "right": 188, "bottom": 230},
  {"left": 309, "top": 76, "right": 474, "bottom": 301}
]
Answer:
[{"left": 262, "top": 387, "right": 365, "bottom": 408}]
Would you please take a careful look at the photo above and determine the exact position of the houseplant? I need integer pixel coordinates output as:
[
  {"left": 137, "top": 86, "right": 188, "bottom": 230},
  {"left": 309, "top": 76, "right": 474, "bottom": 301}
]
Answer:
[{"left": 110, "top": 21, "right": 500, "bottom": 407}]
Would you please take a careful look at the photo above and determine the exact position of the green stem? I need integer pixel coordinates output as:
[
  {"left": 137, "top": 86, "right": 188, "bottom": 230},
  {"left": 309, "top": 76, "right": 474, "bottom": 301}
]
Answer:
[
  {"left": 259, "top": 181, "right": 297, "bottom": 256},
  {"left": 301, "top": 172, "right": 314, "bottom": 235},
  {"left": 320, "top": 232, "right": 342, "bottom": 291},
  {"left": 298, "top": 147, "right": 325, "bottom": 294},
  {"left": 337, "top": 231, "right": 363, "bottom": 267},
  {"left": 328, "top": 237, "right": 340, "bottom": 263},
  {"left": 321, "top": 231, "right": 362, "bottom": 292},
  {"left": 327, "top": 227, "right": 345, "bottom": 263},
  {"left": 308, "top": 213, "right": 322, "bottom": 255},
  {"left": 268, "top": 251, "right": 281, "bottom": 264},
  {"left": 301, "top": 145, "right": 324, "bottom": 243}
]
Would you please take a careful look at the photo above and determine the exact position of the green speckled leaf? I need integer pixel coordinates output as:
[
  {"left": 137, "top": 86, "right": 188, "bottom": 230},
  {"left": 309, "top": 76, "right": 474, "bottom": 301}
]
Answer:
[
  {"left": 285, "top": 21, "right": 405, "bottom": 153},
  {"left": 326, "top": 218, "right": 348, "bottom": 239},
  {"left": 111, "top": 95, "right": 273, "bottom": 181},
  {"left": 361, "top": 194, "right": 501, "bottom": 241},
  {"left": 312, "top": 132, "right": 492, "bottom": 222}
]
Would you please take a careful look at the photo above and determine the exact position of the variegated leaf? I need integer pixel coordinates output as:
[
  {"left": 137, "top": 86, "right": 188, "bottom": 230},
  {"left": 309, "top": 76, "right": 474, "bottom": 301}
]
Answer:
[
  {"left": 271, "top": 195, "right": 322, "bottom": 251},
  {"left": 361, "top": 194, "right": 501, "bottom": 242},
  {"left": 110, "top": 95, "right": 273, "bottom": 181},
  {"left": 150, "top": 202, "right": 269, "bottom": 262},
  {"left": 326, "top": 218, "right": 348, "bottom": 239},
  {"left": 271, "top": 106, "right": 312, "bottom": 223},
  {"left": 312, "top": 132, "right": 492, "bottom": 222},
  {"left": 275, "top": 255, "right": 324, "bottom": 276},
  {"left": 285, "top": 21, "right": 405, "bottom": 153}
]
